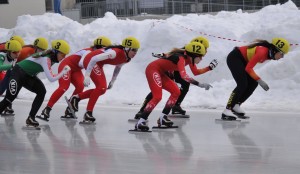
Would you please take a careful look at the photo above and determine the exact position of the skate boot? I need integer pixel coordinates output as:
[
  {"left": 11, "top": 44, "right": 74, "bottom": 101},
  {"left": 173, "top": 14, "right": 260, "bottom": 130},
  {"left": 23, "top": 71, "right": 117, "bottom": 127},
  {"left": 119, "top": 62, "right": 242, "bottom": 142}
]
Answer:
[
  {"left": 3, "top": 103, "right": 14, "bottom": 115},
  {"left": 61, "top": 107, "right": 76, "bottom": 119},
  {"left": 70, "top": 95, "right": 80, "bottom": 112},
  {"left": 171, "top": 105, "right": 186, "bottom": 115},
  {"left": 232, "top": 104, "right": 249, "bottom": 119},
  {"left": 79, "top": 111, "right": 96, "bottom": 124},
  {"left": 135, "top": 120, "right": 149, "bottom": 131},
  {"left": 157, "top": 115, "right": 174, "bottom": 127},
  {"left": 221, "top": 109, "right": 237, "bottom": 121},
  {"left": 134, "top": 111, "right": 143, "bottom": 120},
  {"left": 26, "top": 116, "right": 40, "bottom": 127},
  {"left": 36, "top": 106, "right": 51, "bottom": 121}
]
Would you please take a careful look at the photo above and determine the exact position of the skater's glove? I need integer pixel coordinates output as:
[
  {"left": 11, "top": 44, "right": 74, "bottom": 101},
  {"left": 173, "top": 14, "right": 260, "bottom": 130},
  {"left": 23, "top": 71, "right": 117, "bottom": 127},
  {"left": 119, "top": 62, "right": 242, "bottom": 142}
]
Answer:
[
  {"left": 197, "top": 82, "right": 213, "bottom": 90},
  {"left": 84, "top": 75, "right": 91, "bottom": 87},
  {"left": 62, "top": 65, "right": 71, "bottom": 75},
  {"left": 257, "top": 79, "right": 269, "bottom": 91},
  {"left": 208, "top": 59, "right": 218, "bottom": 70}
]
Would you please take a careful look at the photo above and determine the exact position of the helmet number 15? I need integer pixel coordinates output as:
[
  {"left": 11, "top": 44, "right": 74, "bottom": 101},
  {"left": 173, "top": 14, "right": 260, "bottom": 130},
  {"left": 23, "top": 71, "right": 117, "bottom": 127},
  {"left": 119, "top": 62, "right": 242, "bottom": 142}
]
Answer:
[{"left": 124, "top": 39, "right": 132, "bottom": 47}]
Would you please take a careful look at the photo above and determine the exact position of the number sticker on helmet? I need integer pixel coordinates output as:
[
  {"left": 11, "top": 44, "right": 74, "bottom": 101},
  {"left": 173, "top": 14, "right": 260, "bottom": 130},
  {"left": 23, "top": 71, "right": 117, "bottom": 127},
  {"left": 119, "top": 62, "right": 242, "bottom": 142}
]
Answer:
[
  {"left": 54, "top": 42, "right": 61, "bottom": 50},
  {"left": 125, "top": 39, "right": 132, "bottom": 47}
]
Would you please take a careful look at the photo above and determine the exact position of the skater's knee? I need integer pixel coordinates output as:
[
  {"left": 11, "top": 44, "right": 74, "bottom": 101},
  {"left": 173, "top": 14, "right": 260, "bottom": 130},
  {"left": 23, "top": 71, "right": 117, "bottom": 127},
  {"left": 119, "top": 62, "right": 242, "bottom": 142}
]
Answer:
[
  {"left": 152, "top": 96, "right": 162, "bottom": 104},
  {"left": 172, "top": 88, "right": 181, "bottom": 98},
  {"left": 95, "top": 87, "right": 107, "bottom": 95}
]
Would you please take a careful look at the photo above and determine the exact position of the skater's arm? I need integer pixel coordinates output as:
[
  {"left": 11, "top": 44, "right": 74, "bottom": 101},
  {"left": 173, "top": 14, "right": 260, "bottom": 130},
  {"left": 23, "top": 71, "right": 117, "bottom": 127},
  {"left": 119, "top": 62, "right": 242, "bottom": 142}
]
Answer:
[
  {"left": 107, "top": 64, "right": 124, "bottom": 89},
  {"left": 0, "top": 54, "right": 13, "bottom": 71},
  {"left": 0, "top": 64, "right": 12, "bottom": 71},
  {"left": 177, "top": 58, "right": 199, "bottom": 86},
  {"left": 41, "top": 58, "right": 68, "bottom": 82},
  {"left": 85, "top": 49, "right": 117, "bottom": 77},
  {"left": 245, "top": 47, "right": 268, "bottom": 81},
  {"left": 189, "top": 63, "right": 210, "bottom": 76}
]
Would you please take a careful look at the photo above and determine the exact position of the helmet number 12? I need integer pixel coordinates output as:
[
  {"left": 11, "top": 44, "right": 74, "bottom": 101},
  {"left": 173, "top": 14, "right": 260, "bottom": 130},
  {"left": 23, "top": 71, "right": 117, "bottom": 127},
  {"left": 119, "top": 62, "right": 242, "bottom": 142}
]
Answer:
[{"left": 192, "top": 45, "right": 202, "bottom": 54}]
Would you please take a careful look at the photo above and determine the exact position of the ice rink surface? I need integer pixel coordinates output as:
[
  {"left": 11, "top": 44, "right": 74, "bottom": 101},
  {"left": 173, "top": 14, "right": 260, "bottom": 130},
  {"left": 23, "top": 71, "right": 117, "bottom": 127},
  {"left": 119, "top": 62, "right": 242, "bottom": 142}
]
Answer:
[{"left": 0, "top": 99, "right": 300, "bottom": 174}]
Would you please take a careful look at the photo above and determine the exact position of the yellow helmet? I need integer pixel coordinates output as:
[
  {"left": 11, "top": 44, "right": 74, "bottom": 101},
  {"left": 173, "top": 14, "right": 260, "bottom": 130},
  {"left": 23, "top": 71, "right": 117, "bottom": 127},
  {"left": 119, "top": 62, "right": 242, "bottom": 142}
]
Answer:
[
  {"left": 51, "top": 40, "right": 70, "bottom": 55},
  {"left": 5, "top": 40, "right": 22, "bottom": 52},
  {"left": 10, "top": 35, "right": 25, "bottom": 47},
  {"left": 272, "top": 38, "right": 290, "bottom": 54},
  {"left": 190, "top": 36, "right": 210, "bottom": 48},
  {"left": 185, "top": 42, "right": 206, "bottom": 56},
  {"left": 122, "top": 37, "right": 140, "bottom": 49},
  {"left": 33, "top": 37, "right": 49, "bottom": 50},
  {"left": 94, "top": 36, "right": 112, "bottom": 47}
]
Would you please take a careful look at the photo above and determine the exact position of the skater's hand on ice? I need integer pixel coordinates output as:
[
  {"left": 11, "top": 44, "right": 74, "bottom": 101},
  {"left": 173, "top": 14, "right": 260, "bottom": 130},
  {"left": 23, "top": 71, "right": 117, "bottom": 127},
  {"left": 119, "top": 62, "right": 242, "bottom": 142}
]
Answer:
[
  {"left": 62, "top": 65, "right": 71, "bottom": 75},
  {"left": 197, "top": 83, "right": 212, "bottom": 90},
  {"left": 84, "top": 75, "right": 91, "bottom": 87},
  {"left": 208, "top": 59, "right": 218, "bottom": 70},
  {"left": 257, "top": 79, "right": 269, "bottom": 91}
]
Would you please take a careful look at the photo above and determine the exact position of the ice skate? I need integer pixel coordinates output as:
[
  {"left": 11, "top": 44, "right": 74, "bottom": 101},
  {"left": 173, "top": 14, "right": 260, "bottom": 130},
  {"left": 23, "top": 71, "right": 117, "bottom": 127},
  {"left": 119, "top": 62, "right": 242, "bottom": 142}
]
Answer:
[
  {"left": 129, "top": 119, "right": 151, "bottom": 132},
  {"left": 23, "top": 116, "right": 41, "bottom": 130},
  {"left": 69, "top": 95, "right": 80, "bottom": 112},
  {"left": 171, "top": 105, "right": 186, "bottom": 115},
  {"left": 1, "top": 104, "right": 15, "bottom": 116},
  {"left": 153, "top": 115, "right": 178, "bottom": 129},
  {"left": 79, "top": 111, "right": 96, "bottom": 125},
  {"left": 36, "top": 106, "right": 51, "bottom": 121},
  {"left": 64, "top": 96, "right": 77, "bottom": 118},
  {"left": 128, "top": 111, "right": 149, "bottom": 122},
  {"left": 60, "top": 107, "right": 77, "bottom": 119},
  {"left": 232, "top": 104, "right": 250, "bottom": 119},
  {"left": 216, "top": 109, "right": 240, "bottom": 122},
  {"left": 169, "top": 105, "right": 190, "bottom": 118}
]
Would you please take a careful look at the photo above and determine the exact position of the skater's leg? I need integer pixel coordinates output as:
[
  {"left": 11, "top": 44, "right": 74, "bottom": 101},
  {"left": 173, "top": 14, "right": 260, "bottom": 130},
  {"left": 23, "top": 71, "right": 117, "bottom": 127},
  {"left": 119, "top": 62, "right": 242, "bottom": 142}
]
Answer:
[
  {"left": 134, "top": 92, "right": 153, "bottom": 119},
  {"left": 222, "top": 48, "right": 248, "bottom": 120},
  {"left": 24, "top": 77, "right": 46, "bottom": 118},
  {"left": 238, "top": 75, "right": 258, "bottom": 104},
  {"left": 135, "top": 68, "right": 162, "bottom": 131},
  {"left": 172, "top": 71, "right": 189, "bottom": 114},
  {"left": 158, "top": 77, "right": 179, "bottom": 127},
  {"left": 0, "top": 67, "right": 24, "bottom": 114},
  {"left": 85, "top": 68, "right": 107, "bottom": 112}
]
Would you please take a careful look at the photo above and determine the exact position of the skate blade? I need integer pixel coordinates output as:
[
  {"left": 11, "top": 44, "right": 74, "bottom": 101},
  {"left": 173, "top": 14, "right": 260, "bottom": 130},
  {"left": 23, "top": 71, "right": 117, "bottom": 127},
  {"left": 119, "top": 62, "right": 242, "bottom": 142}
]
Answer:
[
  {"left": 1, "top": 113, "right": 15, "bottom": 117},
  {"left": 129, "top": 129, "right": 152, "bottom": 133},
  {"left": 237, "top": 116, "right": 250, "bottom": 119},
  {"left": 36, "top": 115, "right": 49, "bottom": 122},
  {"left": 79, "top": 121, "right": 96, "bottom": 125},
  {"left": 152, "top": 125, "right": 179, "bottom": 129},
  {"left": 168, "top": 114, "right": 190, "bottom": 118},
  {"left": 215, "top": 119, "right": 241, "bottom": 122},
  {"left": 60, "top": 116, "right": 77, "bottom": 120},
  {"left": 22, "top": 125, "right": 41, "bottom": 130},
  {"left": 127, "top": 119, "right": 149, "bottom": 123}
]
